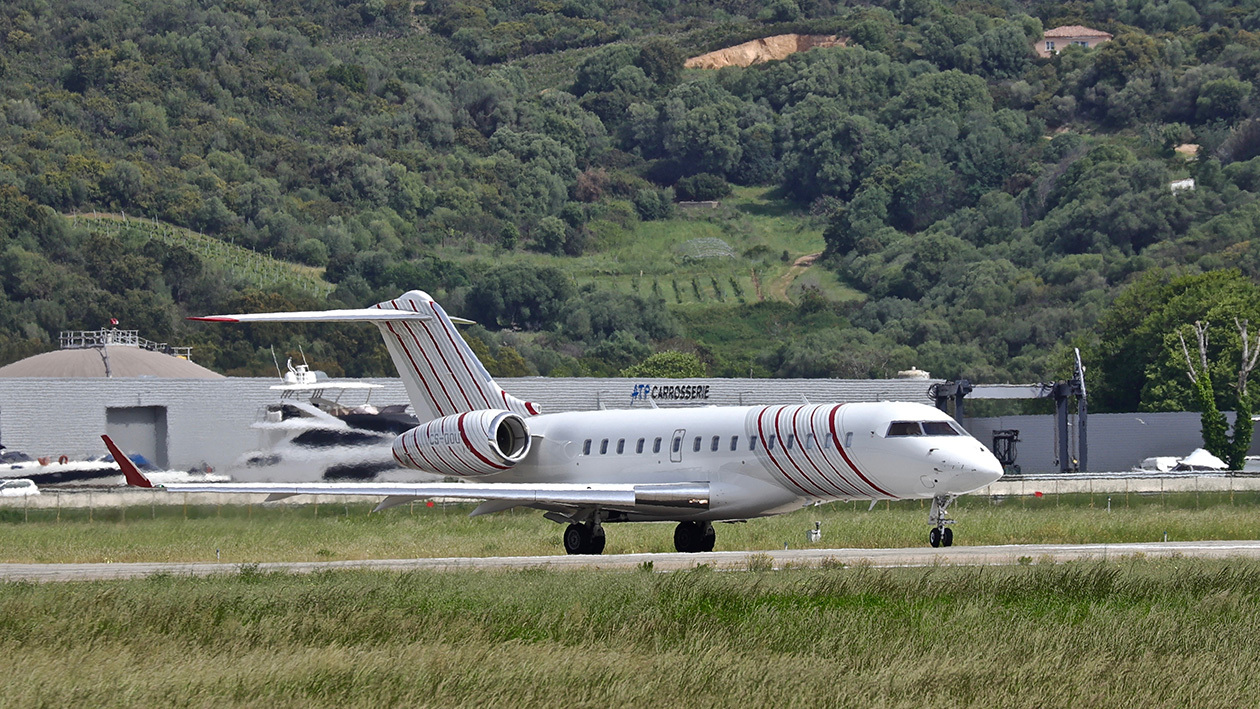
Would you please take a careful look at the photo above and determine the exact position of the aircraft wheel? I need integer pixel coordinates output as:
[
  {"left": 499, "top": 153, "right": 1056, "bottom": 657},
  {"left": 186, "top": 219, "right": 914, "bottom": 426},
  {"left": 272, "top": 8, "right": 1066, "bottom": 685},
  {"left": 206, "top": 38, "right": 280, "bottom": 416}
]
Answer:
[
  {"left": 674, "top": 521, "right": 707, "bottom": 553},
  {"left": 929, "top": 527, "right": 942, "bottom": 548},
  {"left": 588, "top": 525, "right": 606, "bottom": 555},
  {"left": 563, "top": 523, "right": 589, "bottom": 555},
  {"left": 942, "top": 527, "right": 954, "bottom": 547},
  {"left": 700, "top": 523, "right": 716, "bottom": 552}
]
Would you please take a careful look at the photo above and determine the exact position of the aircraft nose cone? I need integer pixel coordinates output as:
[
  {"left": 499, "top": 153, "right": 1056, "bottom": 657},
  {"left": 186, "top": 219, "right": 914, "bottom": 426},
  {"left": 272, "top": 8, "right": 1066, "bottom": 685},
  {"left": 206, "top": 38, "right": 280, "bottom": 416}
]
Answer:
[{"left": 932, "top": 447, "right": 1004, "bottom": 492}]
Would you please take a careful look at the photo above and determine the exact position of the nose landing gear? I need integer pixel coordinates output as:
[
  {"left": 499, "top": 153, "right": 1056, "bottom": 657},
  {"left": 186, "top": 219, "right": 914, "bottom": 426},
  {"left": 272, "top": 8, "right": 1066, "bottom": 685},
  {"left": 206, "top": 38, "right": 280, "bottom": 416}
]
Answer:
[{"left": 928, "top": 494, "right": 956, "bottom": 548}]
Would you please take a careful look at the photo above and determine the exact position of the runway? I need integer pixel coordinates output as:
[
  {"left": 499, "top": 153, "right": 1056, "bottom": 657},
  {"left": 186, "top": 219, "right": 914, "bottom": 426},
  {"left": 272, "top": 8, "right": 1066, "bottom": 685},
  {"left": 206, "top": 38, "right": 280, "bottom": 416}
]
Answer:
[{"left": 5, "top": 540, "right": 1260, "bottom": 582}]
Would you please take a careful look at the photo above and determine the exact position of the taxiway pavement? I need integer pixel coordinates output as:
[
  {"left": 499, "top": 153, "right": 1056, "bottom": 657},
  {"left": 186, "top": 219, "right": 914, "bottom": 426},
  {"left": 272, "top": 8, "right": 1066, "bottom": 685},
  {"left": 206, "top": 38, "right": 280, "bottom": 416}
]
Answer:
[{"left": 3, "top": 540, "right": 1260, "bottom": 582}]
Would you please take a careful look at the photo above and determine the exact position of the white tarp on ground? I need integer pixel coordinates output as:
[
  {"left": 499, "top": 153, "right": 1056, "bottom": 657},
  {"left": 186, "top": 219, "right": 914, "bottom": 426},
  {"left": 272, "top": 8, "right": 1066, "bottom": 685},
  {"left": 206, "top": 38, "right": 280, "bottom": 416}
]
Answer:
[{"left": 1176, "top": 448, "right": 1227, "bottom": 471}]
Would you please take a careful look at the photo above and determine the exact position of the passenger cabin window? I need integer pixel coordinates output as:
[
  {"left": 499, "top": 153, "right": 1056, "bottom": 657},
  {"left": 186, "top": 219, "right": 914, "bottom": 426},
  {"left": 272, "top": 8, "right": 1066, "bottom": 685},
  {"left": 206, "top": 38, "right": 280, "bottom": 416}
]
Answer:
[
  {"left": 636, "top": 438, "right": 645, "bottom": 454},
  {"left": 845, "top": 432, "right": 853, "bottom": 447},
  {"left": 616, "top": 439, "right": 625, "bottom": 454},
  {"left": 730, "top": 436, "right": 739, "bottom": 451},
  {"left": 600, "top": 439, "right": 610, "bottom": 453},
  {"left": 786, "top": 434, "right": 795, "bottom": 449},
  {"left": 710, "top": 436, "right": 720, "bottom": 452},
  {"left": 672, "top": 437, "right": 682, "bottom": 453},
  {"left": 583, "top": 439, "right": 591, "bottom": 455},
  {"left": 693, "top": 436, "right": 702, "bottom": 452},
  {"left": 824, "top": 433, "right": 833, "bottom": 449},
  {"left": 750, "top": 436, "right": 758, "bottom": 451},
  {"left": 654, "top": 437, "right": 663, "bottom": 454},
  {"left": 767, "top": 434, "right": 777, "bottom": 450},
  {"left": 805, "top": 433, "right": 815, "bottom": 450}
]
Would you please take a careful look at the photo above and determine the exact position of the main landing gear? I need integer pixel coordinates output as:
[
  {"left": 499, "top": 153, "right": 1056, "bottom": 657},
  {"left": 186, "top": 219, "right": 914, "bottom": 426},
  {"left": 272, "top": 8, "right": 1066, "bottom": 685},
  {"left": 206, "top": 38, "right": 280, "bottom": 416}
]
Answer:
[
  {"left": 563, "top": 522, "right": 606, "bottom": 555},
  {"left": 561, "top": 520, "right": 717, "bottom": 554},
  {"left": 673, "top": 521, "right": 716, "bottom": 553},
  {"left": 928, "top": 494, "right": 956, "bottom": 548}
]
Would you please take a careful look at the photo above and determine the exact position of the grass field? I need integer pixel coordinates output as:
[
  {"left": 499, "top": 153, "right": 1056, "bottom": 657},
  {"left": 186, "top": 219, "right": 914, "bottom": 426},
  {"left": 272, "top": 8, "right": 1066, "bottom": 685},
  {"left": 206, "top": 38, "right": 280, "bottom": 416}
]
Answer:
[
  {"left": 4, "top": 492, "right": 1260, "bottom": 564},
  {"left": 2, "top": 558, "right": 1259, "bottom": 706}
]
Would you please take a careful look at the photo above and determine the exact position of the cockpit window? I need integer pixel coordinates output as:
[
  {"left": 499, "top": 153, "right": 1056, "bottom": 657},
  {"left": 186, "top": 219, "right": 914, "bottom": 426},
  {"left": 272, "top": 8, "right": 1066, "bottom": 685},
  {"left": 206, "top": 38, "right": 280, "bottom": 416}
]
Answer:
[
  {"left": 887, "top": 421, "right": 964, "bottom": 437},
  {"left": 922, "top": 421, "right": 962, "bottom": 436}
]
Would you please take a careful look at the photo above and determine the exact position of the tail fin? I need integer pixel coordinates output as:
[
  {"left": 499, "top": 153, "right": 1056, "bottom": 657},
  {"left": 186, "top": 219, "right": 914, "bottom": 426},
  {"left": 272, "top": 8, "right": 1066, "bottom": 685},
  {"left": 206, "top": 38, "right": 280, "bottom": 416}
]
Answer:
[
  {"left": 190, "top": 290, "right": 540, "bottom": 423},
  {"left": 370, "top": 291, "right": 540, "bottom": 422}
]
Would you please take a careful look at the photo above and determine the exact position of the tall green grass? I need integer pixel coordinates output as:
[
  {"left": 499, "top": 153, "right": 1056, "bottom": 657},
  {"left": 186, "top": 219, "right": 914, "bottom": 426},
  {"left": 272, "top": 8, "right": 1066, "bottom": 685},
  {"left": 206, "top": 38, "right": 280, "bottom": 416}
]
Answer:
[
  {"left": 2, "top": 559, "right": 1259, "bottom": 706},
  {"left": 3, "top": 492, "right": 1260, "bottom": 564}
]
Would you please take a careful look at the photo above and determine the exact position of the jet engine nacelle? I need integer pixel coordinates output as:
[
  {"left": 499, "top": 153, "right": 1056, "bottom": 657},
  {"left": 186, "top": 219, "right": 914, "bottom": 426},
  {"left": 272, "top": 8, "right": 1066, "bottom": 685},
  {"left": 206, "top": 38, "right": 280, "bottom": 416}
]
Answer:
[{"left": 392, "top": 409, "right": 531, "bottom": 477}]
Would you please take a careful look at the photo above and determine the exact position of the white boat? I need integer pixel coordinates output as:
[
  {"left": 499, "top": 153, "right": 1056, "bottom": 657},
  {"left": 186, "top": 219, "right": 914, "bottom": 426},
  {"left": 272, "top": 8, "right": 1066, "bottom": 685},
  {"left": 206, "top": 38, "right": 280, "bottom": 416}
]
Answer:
[
  {"left": 0, "top": 448, "right": 228, "bottom": 487},
  {"left": 225, "top": 361, "right": 440, "bottom": 483}
]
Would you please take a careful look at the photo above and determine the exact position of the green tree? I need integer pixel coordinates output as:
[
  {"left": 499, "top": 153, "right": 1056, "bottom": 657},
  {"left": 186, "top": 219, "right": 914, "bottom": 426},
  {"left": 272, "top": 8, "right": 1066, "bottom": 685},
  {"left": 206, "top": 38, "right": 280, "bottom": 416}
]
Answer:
[
  {"left": 1176, "top": 319, "right": 1260, "bottom": 470},
  {"left": 464, "top": 263, "right": 574, "bottom": 330},
  {"left": 621, "top": 350, "right": 706, "bottom": 378}
]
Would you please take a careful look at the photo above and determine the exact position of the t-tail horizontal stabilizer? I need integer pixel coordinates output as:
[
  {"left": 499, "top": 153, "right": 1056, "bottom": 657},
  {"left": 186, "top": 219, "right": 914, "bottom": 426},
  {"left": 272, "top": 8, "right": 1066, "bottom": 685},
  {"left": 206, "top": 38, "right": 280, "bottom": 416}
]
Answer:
[{"left": 190, "top": 290, "right": 540, "bottom": 424}]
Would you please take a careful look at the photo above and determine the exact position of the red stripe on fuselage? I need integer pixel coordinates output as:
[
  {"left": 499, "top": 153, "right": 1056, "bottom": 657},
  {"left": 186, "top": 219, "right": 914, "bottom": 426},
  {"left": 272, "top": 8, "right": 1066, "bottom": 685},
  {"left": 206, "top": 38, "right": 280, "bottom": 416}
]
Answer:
[
  {"left": 756, "top": 406, "right": 812, "bottom": 496},
  {"left": 774, "top": 405, "right": 829, "bottom": 497},
  {"left": 804, "top": 405, "right": 863, "bottom": 497},
  {"left": 829, "top": 405, "right": 895, "bottom": 498},
  {"left": 789, "top": 405, "right": 853, "bottom": 498}
]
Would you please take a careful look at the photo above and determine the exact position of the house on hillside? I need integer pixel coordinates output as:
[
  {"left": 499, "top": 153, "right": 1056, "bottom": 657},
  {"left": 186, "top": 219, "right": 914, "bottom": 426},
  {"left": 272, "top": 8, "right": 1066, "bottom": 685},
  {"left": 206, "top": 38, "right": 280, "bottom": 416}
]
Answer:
[{"left": 1036, "top": 25, "right": 1112, "bottom": 57}]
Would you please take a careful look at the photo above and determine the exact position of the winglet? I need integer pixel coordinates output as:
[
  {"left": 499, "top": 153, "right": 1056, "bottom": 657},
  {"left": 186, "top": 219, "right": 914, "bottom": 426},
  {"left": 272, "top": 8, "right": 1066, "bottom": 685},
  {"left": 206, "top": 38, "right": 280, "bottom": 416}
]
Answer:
[{"left": 101, "top": 435, "right": 154, "bottom": 488}]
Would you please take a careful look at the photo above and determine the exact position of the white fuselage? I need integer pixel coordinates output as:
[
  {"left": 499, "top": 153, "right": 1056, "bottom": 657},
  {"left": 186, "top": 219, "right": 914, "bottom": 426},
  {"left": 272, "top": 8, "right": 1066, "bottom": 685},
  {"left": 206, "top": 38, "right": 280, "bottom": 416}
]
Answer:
[{"left": 431, "top": 401, "right": 1003, "bottom": 522}]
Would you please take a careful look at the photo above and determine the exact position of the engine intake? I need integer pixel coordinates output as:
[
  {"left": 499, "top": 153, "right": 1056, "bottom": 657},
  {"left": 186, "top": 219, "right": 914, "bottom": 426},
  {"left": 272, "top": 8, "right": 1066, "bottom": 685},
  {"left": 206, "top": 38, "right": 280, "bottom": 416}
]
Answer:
[{"left": 393, "top": 409, "right": 531, "bottom": 477}]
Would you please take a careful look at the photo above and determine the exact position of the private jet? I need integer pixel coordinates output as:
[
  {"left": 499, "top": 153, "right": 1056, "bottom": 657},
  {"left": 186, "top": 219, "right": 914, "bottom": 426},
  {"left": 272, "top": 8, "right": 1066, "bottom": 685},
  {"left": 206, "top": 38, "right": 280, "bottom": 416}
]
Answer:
[{"left": 106, "top": 290, "right": 1004, "bottom": 553}]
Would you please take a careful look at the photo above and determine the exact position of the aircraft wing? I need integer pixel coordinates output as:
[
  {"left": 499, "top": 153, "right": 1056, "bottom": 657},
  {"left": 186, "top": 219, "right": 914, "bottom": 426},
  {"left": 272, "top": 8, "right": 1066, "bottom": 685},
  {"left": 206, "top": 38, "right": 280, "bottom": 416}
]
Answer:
[{"left": 101, "top": 436, "right": 708, "bottom": 512}]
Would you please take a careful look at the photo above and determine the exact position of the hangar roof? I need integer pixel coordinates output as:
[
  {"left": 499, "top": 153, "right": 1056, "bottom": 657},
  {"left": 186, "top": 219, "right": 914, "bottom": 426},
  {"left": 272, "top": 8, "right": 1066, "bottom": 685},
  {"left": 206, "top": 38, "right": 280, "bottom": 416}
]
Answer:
[{"left": 0, "top": 346, "right": 224, "bottom": 379}]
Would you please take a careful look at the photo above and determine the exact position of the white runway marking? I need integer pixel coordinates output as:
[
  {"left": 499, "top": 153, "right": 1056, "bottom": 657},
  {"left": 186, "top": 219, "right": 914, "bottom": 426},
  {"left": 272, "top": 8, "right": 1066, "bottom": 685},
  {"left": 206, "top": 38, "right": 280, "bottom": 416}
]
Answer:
[{"left": 4, "top": 540, "right": 1260, "bottom": 582}]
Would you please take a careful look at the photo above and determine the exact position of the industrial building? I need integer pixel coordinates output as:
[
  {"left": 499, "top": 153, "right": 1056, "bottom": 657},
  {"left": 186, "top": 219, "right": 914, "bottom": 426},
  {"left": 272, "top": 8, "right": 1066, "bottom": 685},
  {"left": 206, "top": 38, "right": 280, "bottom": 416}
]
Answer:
[{"left": 0, "top": 331, "right": 1248, "bottom": 474}]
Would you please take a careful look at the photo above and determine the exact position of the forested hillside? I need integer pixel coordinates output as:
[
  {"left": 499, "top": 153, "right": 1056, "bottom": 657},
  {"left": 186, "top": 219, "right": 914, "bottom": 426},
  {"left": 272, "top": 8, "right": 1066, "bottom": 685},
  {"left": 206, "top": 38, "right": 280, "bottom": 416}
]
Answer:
[{"left": 4, "top": 0, "right": 1260, "bottom": 412}]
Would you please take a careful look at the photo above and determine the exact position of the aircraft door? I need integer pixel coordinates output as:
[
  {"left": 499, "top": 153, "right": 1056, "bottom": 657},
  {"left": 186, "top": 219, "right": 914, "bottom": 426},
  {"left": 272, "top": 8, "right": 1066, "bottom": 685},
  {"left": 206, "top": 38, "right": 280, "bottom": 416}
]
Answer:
[{"left": 670, "top": 429, "right": 686, "bottom": 463}]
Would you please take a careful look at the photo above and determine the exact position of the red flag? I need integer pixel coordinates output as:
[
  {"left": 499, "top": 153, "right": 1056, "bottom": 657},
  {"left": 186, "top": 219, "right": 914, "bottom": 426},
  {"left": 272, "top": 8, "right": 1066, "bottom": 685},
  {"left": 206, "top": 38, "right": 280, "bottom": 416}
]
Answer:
[{"left": 109, "top": 318, "right": 119, "bottom": 325}]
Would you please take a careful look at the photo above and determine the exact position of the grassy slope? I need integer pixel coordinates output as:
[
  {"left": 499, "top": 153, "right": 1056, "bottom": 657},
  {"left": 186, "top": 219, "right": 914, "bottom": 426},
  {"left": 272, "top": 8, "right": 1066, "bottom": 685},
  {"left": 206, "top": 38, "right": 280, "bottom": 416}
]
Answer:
[
  {"left": 73, "top": 212, "right": 334, "bottom": 297},
  {"left": 2, "top": 559, "right": 1259, "bottom": 706},
  {"left": 2, "top": 492, "right": 1259, "bottom": 563},
  {"left": 436, "top": 186, "right": 862, "bottom": 310}
]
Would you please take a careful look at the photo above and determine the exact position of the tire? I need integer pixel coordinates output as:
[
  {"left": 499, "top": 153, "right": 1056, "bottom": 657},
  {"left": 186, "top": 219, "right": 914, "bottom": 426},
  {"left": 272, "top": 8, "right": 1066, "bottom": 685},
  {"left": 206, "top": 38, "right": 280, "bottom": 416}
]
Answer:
[
  {"left": 674, "top": 521, "right": 704, "bottom": 553},
  {"left": 942, "top": 527, "right": 954, "bottom": 547},
  {"left": 563, "top": 523, "right": 588, "bottom": 555},
  {"left": 700, "top": 524, "right": 716, "bottom": 552},
  {"left": 929, "top": 528, "right": 942, "bottom": 548},
  {"left": 588, "top": 527, "right": 606, "bottom": 555}
]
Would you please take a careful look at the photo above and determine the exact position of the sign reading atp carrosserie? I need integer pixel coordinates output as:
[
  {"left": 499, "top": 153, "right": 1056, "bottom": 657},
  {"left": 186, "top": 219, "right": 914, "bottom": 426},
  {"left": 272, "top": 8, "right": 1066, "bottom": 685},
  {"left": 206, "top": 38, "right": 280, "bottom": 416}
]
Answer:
[{"left": 631, "top": 383, "right": 711, "bottom": 402}]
